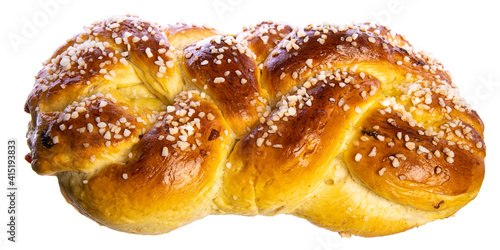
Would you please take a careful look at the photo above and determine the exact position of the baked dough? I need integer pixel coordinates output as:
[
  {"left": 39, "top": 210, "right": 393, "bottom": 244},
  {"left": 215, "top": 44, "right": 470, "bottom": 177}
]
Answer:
[{"left": 25, "top": 15, "right": 485, "bottom": 237}]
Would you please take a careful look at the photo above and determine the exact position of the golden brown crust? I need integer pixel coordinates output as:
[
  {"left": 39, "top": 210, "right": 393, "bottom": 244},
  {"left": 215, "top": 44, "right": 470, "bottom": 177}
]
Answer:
[
  {"left": 216, "top": 71, "right": 381, "bottom": 215},
  {"left": 25, "top": 16, "right": 486, "bottom": 237},
  {"left": 165, "top": 23, "right": 221, "bottom": 50},
  {"left": 182, "top": 35, "right": 268, "bottom": 136},
  {"left": 237, "top": 21, "right": 294, "bottom": 64},
  {"left": 344, "top": 107, "right": 484, "bottom": 211},
  {"left": 28, "top": 94, "right": 154, "bottom": 175},
  {"left": 58, "top": 91, "right": 234, "bottom": 234},
  {"left": 25, "top": 15, "right": 183, "bottom": 115},
  {"left": 262, "top": 23, "right": 451, "bottom": 104},
  {"left": 292, "top": 154, "right": 460, "bottom": 237}
]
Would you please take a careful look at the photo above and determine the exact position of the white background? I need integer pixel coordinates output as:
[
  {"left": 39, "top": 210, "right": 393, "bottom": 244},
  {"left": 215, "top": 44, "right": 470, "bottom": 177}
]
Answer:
[{"left": 1, "top": 0, "right": 499, "bottom": 249}]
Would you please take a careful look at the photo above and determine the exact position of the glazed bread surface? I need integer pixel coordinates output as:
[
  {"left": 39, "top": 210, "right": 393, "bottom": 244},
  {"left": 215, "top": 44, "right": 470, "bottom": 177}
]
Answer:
[{"left": 25, "top": 15, "right": 485, "bottom": 237}]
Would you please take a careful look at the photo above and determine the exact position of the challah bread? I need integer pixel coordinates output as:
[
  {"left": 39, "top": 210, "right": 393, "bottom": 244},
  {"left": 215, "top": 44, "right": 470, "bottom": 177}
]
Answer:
[{"left": 25, "top": 15, "right": 485, "bottom": 237}]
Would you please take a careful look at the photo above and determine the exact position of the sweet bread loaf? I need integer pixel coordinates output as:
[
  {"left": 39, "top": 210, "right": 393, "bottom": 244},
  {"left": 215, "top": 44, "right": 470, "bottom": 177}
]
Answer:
[{"left": 24, "top": 15, "right": 485, "bottom": 237}]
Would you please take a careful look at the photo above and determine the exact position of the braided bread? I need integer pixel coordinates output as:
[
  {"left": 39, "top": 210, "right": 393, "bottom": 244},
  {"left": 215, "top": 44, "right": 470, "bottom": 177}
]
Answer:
[{"left": 24, "top": 15, "right": 485, "bottom": 237}]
